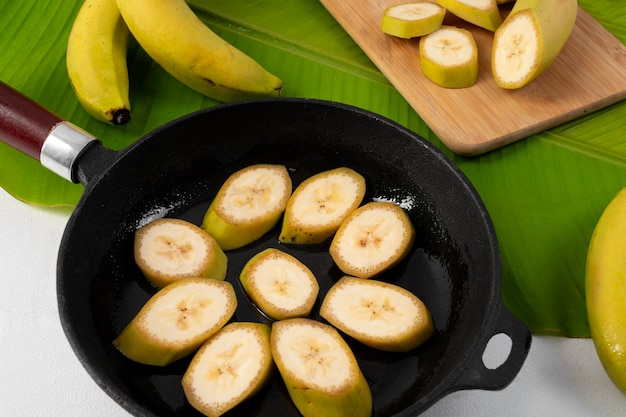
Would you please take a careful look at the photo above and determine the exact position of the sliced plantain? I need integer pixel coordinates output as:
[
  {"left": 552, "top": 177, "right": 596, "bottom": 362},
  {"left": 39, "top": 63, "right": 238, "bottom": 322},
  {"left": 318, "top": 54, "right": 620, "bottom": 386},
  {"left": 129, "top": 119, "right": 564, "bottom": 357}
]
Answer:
[
  {"left": 239, "top": 248, "right": 319, "bottom": 320},
  {"left": 491, "top": 0, "right": 578, "bottom": 89},
  {"left": 329, "top": 201, "right": 415, "bottom": 279},
  {"left": 436, "top": 0, "right": 503, "bottom": 32},
  {"left": 134, "top": 218, "right": 228, "bottom": 289},
  {"left": 202, "top": 164, "right": 292, "bottom": 250},
  {"left": 182, "top": 322, "right": 273, "bottom": 417},
  {"left": 381, "top": 2, "right": 446, "bottom": 39},
  {"left": 270, "top": 318, "right": 372, "bottom": 417},
  {"left": 419, "top": 25, "right": 479, "bottom": 89},
  {"left": 279, "top": 167, "right": 365, "bottom": 245},
  {"left": 113, "top": 278, "right": 237, "bottom": 366},
  {"left": 320, "top": 276, "right": 434, "bottom": 352}
]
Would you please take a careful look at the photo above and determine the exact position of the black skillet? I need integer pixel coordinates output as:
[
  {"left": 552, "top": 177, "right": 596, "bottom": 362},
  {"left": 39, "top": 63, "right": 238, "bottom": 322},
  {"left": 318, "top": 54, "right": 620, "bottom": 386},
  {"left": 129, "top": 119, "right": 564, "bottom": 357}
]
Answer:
[{"left": 0, "top": 81, "right": 531, "bottom": 416}]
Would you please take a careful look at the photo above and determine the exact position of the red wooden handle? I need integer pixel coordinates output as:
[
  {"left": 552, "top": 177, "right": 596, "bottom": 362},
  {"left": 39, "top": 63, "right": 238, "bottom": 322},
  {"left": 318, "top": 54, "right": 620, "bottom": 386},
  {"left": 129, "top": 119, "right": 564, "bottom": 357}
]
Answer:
[{"left": 0, "top": 81, "right": 64, "bottom": 161}]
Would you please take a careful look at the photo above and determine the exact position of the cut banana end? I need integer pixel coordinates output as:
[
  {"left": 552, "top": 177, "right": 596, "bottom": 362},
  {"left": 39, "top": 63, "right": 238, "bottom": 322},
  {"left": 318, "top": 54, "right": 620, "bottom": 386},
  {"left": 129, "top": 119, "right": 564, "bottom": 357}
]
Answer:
[
  {"left": 419, "top": 25, "right": 479, "bottom": 89},
  {"left": 202, "top": 164, "right": 292, "bottom": 250},
  {"left": 113, "top": 278, "right": 237, "bottom": 366},
  {"left": 491, "top": 10, "right": 540, "bottom": 89},
  {"left": 436, "top": 0, "right": 503, "bottom": 32},
  {"left": 134, "top": 218, "right": 228, "bottom": 289},
  {"left": 240, "top": 248, "right": 319, "bottom": 320},
  {"left": 492, "top": 2, "right": 578, "bottom": 90},
  {"left": 182, "top": 322, "right": 273, "bottom": 417},
  {"left": 270, "top": 318, "right": 372, "bottom": 417},
  {"left": 381, "top": 2, "right": 446, "bottom": 39},
  {"left": 492, "top": 0, "right": 577, "bottom": 89},
  {"left": 321, "top": 277, "right": 434, "bottom": 352},
  {"left": 279, "top": 167, "right": 365, "bottom": 245},
  {"left": 330, "top": 201, "right": 415, "bottom": 279}
]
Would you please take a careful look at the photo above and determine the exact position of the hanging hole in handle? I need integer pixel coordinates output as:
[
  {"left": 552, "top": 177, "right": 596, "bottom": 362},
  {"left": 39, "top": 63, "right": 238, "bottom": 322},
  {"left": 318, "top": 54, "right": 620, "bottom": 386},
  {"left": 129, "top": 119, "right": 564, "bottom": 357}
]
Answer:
[{"left": 482, "top": 332, "right": 513, "bottom": 370}]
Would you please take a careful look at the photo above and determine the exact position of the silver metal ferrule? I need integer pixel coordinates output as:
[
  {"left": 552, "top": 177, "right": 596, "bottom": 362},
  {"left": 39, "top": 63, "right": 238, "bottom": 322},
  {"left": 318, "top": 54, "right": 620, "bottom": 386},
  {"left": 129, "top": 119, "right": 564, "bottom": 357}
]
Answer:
[{"left": 40, "top": 121, "right": 96, "bottom": 183}]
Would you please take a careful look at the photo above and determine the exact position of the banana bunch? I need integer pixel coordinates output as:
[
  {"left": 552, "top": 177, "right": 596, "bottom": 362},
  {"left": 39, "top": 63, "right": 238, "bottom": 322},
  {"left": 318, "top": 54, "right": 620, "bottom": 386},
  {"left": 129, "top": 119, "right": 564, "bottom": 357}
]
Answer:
[
  {"left": 381, "top": 0, "right": 578, "bottom": 89},
  {"left": 66, "top": 0, "right": 283, "bottom": 125}
]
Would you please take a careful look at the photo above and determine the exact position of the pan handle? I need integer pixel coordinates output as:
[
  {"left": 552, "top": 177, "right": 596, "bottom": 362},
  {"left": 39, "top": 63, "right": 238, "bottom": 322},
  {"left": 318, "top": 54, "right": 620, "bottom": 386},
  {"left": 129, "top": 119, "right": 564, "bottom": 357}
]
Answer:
[
  {"left": 452, "top": 303, "right": 532, "bottom": 391},
  {"left": 0, "top": 81, "right": 97, "bottom": 182}
]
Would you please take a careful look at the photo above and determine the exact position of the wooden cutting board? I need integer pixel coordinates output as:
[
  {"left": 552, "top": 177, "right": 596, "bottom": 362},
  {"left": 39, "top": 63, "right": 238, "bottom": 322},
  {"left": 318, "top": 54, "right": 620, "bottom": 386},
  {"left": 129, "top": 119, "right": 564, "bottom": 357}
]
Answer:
[{"left": 319, "top": 1, "right": 626, "bottom": 155}]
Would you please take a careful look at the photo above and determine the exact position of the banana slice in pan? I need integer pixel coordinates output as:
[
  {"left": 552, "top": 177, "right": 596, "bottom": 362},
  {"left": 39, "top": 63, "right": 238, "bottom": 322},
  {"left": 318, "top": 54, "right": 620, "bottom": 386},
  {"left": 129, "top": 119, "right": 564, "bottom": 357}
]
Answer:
[
  {"left": 183, "top": 322, "right": 273, "bottom": 417},
  {"left": 270, "top": 318, "right": 372, "bottom": 417},
  {"left": 113, "top": 278, "right": 237, "bottom": 366},
  {"left": 202, "top": 164, "right": 292, "bottom": 250},
  {"left": 279, "top": 167, "right": 365, "bottom": 245},
  {"left": 239, "top": 248, "right": 319, "bottom": 320},
  {"left": 329, "top": 201, "right": 415, "bottom": 279},
  {"left": 134, "top": 218, "right": 228, "bottom": 289},
  {"left": 320, "top": 276, "right": 434, "bottom": 352}
]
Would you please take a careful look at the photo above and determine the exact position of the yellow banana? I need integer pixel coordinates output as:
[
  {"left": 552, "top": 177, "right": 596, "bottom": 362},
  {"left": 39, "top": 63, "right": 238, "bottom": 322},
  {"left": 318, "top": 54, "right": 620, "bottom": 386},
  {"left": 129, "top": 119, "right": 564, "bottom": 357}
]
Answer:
[
  {"left": 436, "top": 0, "right": 502, "bottom": 32},
  {"left": 116, "top": 0, "right": 284, "bottom": 102},
  {"left": 491, "top": 0, "right": 578, "bottom": 89},
  {"left": 586, "top": 188, "right": 626, "bottom": 394},
  {"left": 66, "top": 0, "right": 131, "bottom": 125}
]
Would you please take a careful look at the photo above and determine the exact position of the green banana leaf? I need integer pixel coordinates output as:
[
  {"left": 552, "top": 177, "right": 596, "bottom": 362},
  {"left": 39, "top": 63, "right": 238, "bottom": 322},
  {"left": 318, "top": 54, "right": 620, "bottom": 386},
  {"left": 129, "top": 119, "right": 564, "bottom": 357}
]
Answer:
[{"left": 1, "top": 0, "right": 625, "bottom": 337}]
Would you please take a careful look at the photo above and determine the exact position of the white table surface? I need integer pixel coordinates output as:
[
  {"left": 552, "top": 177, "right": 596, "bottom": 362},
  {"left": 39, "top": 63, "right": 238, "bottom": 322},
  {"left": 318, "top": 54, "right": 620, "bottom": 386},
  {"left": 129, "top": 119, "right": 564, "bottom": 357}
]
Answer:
[{"left": 1, "top": 185, "right": 626, "bottom": 417}]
